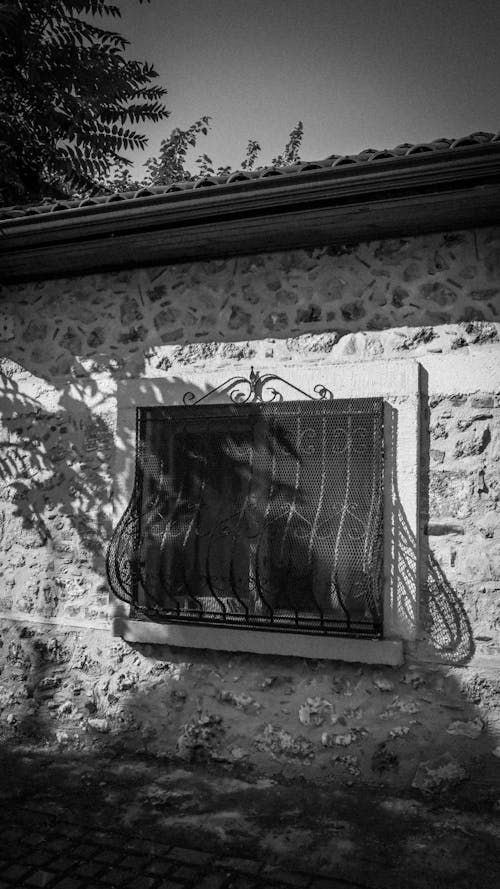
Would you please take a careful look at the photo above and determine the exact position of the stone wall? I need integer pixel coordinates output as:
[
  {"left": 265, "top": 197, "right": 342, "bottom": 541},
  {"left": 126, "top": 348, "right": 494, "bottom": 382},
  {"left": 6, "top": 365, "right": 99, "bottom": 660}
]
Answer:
[
  {"left": 422, "top": 389, "right": 500, "bottom": 662},
  {"left": 1, "top": 226, "right": 499, "bottom": 381},
  {"left": 1, "top": 622, "right": 498, "bottom": 793},
  {"left": 0, "top": 224, "right": 499, "bottom": 792}
]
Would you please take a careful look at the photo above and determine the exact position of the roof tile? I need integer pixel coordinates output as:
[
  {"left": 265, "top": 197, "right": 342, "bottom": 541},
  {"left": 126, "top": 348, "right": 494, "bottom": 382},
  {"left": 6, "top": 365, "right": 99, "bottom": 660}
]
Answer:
[{"left": 0, "top": 131, "right": 498, "bottom": 222}]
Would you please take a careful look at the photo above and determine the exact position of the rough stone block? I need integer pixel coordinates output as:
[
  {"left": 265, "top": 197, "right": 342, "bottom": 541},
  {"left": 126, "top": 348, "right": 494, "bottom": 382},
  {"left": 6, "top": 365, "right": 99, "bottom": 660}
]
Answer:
[
  {"left": 426, "top": 522, "right": 465, "bottom": 536},
  {"left": 430, "top": 449, "right": 445, "bottom": 463},
  {"left": 167, "top": 848, "right": 212, "bottom": 866},
  {"left": 471, "top": 395, "right": 494, "bottom": 409}
]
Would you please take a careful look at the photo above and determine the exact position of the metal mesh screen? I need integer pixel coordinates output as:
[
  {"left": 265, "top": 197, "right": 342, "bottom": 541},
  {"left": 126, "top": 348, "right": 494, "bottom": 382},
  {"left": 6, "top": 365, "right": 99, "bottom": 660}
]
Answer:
[{"left": 107, "top": 398, "right": 384, "bottom": 638}]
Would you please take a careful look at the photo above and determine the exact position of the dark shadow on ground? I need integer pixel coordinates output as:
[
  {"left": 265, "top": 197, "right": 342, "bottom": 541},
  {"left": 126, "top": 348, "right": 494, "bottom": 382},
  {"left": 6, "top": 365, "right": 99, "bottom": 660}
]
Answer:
[{"left": 0, "top": 742, "right": 499, "bottom": 889}]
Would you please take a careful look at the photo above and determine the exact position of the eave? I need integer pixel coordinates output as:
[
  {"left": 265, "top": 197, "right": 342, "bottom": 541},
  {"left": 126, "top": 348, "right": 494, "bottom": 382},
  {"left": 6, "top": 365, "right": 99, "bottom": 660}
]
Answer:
[{"left": 1, "top": 143, "right": 500, "bottom": 284}]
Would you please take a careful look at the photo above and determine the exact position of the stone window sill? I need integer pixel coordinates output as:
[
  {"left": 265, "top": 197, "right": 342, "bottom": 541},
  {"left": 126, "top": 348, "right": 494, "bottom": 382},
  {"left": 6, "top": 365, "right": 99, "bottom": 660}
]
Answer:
[{"left": 112, "top": 617, "right": 404, "bottom": 666}]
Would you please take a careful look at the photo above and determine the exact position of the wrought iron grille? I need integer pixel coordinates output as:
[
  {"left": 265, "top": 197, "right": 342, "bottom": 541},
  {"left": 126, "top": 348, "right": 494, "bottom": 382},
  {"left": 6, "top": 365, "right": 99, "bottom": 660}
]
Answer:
[{"left": 107, "top": 376, "right": 384, "bottom": 638}]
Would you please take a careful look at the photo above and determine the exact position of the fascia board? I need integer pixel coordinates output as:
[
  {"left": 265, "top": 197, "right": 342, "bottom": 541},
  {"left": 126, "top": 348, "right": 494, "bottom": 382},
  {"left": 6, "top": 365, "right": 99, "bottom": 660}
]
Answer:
[{"left": 1, "top": 144, "right": 500, "bottom": 282}]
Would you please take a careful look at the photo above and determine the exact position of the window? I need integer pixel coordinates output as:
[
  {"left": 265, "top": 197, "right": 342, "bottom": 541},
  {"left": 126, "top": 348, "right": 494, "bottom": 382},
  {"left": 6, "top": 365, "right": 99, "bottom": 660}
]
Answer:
[
  {"left": 108, "top": 394, "right": 384, "bottom": 639},
  {"left": 108, "top": 359, "right": 419, "bottom": 664}
]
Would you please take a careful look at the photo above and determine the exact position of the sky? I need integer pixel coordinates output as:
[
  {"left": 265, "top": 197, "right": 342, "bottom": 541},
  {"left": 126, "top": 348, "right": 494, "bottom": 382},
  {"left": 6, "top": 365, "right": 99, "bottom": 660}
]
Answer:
[{"left": 111, "top": 0, "right": 500, "bottom": 177}]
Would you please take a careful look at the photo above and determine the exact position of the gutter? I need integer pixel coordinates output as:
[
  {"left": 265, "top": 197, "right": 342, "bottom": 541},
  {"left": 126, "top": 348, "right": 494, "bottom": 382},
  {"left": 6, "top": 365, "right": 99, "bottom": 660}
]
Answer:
[{"left": 2, "top": 143, "right": 500, "bottom": 284}]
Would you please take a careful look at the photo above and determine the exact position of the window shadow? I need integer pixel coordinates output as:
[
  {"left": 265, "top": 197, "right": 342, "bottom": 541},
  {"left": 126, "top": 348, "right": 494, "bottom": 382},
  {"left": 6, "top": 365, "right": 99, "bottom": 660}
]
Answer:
[
  {"left": 418, "top": 366, "right": 475, "bottom": 666},
  {"left": 384, "top": 377, "right": 474, "bottom": 666}
]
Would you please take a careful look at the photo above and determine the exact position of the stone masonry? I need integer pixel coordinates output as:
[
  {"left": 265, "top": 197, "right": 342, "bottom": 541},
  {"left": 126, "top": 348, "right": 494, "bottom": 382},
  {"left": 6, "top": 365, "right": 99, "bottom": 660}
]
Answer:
[{"left": 0, "top": 225, "right": 499, "bottom": 793}]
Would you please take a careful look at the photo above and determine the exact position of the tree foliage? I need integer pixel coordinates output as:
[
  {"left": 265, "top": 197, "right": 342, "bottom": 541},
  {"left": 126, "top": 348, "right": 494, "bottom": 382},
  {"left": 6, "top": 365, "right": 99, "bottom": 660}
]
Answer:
[
  {"left": 104, "top": 120, "right": 303, "bottom": 193},
  {"left": 0, "top": 0, "right": 169, "bottom": 204},
  {"left": 0, "top": 0, "right": 305, "bottom": 205},
  {"left": 143, "top": 116, "right": 212, "bottom": 185},
  {"left": 271, "top": 121, "right": 304, "bottom": 167},
  {"left": 141, "top": 120, "right": 303, "bottom": 186}
]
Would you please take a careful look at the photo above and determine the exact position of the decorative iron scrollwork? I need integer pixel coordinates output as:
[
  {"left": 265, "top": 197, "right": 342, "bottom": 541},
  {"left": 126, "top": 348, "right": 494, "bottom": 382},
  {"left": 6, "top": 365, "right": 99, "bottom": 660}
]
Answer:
[
  {"left": 182, "top": 367, "right": 333, "bottom": 406},
  {"left": 107, "top": 388, "right": 384, "bottom": 639}
]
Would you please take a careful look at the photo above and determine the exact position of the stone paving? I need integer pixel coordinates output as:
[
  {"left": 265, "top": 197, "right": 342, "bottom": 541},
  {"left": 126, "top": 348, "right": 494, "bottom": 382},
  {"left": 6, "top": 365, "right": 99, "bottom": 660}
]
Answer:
[
  {"left": 0, "top": 804, "right": 360, "bottom": 889},
  {"left": 1, "top": 745, "right": 499, "bottom": 889}
]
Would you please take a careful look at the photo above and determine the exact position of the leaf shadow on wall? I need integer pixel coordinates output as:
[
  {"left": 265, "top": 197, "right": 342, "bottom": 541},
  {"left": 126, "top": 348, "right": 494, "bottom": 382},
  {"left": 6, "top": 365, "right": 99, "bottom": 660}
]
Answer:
[
  {"left": 0, "top": 362, "right": 476, "bottom": 662},
  {"left": 0, "top": 369, "right": 115, "bottom": 620}
]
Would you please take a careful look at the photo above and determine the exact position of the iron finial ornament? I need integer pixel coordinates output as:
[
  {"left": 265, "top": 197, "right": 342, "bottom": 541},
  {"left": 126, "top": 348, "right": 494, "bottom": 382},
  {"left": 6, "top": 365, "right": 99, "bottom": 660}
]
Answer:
[{"left": 182, "top": 367, "right": 333, "bottom": 406}]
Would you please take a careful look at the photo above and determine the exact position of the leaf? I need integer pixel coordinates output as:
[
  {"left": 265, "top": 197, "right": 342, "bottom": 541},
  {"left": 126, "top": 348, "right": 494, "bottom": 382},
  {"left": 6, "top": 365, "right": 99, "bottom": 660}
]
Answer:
[{"left": 0, "top": 0, "right": 169, "bottom": 203}]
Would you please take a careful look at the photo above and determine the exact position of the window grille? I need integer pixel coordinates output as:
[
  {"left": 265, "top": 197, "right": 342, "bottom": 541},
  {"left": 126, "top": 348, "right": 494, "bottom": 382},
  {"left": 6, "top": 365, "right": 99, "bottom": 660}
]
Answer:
[{"left": 107, "top": 374, "right": 384, "bottom": 639}]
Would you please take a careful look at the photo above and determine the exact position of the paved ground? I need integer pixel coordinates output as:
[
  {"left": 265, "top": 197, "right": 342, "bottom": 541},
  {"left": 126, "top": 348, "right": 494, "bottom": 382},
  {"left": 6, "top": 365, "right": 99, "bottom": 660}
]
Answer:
[
  {"left": 0, "top": 809, "right": 353, "bottom": 889},
  {"left": 1, "top": 744, "right": 499, "bottom": 889}
]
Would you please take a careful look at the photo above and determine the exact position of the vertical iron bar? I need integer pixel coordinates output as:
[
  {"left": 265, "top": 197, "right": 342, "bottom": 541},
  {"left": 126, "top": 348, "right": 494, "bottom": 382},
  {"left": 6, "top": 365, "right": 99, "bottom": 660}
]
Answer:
[
  {"left": 331, "top": 408, "right": 353, "bottom": 631},
  {"left": 251, "top": 407, "right": 276, "bottom": 620},
  {"left": 134, "top": 407, "right": 145, "bottom": 607},
  {"left": 226, "top": 426, "right": 253, "bottom": 620},
  {"left": 306, "top": 403, "right": 327, "bottom": 627},
  {"left": 202, "top": 428, "right": 229, "bottom": 619},
  {"left": 276, "top": 403, "right": 303, "bottom": 621}
]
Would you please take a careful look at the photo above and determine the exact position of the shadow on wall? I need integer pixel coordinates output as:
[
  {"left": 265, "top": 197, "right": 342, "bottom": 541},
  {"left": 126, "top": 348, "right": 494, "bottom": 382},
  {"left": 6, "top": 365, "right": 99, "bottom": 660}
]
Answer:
[
  {"left": 0, "top": 369, "right": 116, "bottom": 621},
  {"left": 386, "top": 394, "right": 474, "bottom": 667},
  {"left": 0, "top": 361, "right": 475, "bottom": 654},
  {"left": 418, "top": 367, "right": 475, "bottom": 666},
  {"left": 1, "top": 374, "right": 499, "bottom": 888},
  {"left": 0, "top": 375, "right": 479, "bottom": 665}
]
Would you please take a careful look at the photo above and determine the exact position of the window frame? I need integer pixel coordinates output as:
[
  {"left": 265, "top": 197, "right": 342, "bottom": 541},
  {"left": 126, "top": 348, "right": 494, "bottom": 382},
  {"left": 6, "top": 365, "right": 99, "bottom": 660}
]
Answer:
[{"left": 110, "top": 357, "right": 420, "bottom": 665}]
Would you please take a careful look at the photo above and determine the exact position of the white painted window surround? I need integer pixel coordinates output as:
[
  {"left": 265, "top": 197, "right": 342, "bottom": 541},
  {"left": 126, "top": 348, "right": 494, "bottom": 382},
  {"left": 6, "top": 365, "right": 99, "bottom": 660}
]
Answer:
[{"left": 112, "top": 355, "right": 421, "bottom": 666}]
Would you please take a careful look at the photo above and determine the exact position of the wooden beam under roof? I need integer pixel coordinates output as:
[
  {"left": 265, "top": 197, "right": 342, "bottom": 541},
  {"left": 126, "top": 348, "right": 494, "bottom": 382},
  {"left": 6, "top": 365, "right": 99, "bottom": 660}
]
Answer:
[{"left": 1, "top": 143, "right": 500, "bottom": 284}]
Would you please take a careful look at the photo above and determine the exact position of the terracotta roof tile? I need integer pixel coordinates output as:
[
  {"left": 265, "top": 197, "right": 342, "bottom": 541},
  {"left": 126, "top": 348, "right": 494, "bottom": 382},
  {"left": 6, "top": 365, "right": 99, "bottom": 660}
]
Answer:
[{"left": 0, "top": 131, "right": 498, "bottom": 221}]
